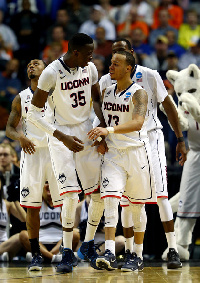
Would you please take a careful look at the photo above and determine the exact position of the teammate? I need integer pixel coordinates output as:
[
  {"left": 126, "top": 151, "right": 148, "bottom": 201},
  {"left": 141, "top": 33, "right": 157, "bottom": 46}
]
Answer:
[
  {"left": 88, "top": 50, "right": 157, "bottom": 271},
  {"left": 6, "top": 59, "right": 63, "bottom": 271},
  {"left": 27, "top": 33, "right": 106, "bottom": 273},
  {"left": 94, "top": 38, "right": 187, "bottom": 270}
]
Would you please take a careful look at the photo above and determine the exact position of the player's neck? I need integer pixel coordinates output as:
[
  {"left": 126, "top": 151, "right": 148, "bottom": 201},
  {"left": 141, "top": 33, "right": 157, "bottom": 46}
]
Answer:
[
  {"left": 116, "top": 78, "right": 133, "bottom": 94},
  {"left": 30, "top": 79, "right": 39, "bottom": 92}
]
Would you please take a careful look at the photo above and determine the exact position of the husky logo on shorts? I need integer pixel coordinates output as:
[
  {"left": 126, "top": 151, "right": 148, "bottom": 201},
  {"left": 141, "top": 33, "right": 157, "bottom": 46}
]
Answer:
[
  {"left": 102, "top": 177, "right": 109, "bottom": 188},
  {"left": 58, "top": 173, "right": 66, "bottom": 184},
  {"left": 21, "top": 187, "right": 30, "bottom": 198}
]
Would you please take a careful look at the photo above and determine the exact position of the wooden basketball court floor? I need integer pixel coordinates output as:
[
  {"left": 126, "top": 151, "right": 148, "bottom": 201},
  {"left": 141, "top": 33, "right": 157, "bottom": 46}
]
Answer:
[{"left": 1, "top": 260, "right": 200, "bottom": 283}]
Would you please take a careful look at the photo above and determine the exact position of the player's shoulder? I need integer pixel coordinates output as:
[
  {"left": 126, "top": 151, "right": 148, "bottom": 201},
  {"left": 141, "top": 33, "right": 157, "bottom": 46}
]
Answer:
[
  {"left": 19, "top": 87, "right": 32, "bottom": 99},
  {"left": 136, "top": 65, "right": 157, "bottom": 77},
  {"left": 99, "top": 73, "right": 111, "bottom": 84}
]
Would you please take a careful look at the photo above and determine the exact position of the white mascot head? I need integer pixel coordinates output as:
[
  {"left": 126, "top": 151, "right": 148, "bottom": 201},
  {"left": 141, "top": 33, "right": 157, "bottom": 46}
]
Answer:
[{"left": 166, "top": 64, "right": 200, "bottom": 124}]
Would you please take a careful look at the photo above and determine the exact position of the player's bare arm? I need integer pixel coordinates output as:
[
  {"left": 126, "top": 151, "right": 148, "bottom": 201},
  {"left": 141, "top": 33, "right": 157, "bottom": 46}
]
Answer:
[
  {"left": 88, "top": 89, "right": 148, "bottom": 140},
  {"left": 6, "top": 95, "right": 36, "bottom": 155},
  {"left": 162, "top": 95, "right": 187, "bottom": 166},
  {"left": 29, "top": 88, "right": 84, "bottom": 153},
  {"left": 91, "top": 82, "right": 106, "bottom": 128}
]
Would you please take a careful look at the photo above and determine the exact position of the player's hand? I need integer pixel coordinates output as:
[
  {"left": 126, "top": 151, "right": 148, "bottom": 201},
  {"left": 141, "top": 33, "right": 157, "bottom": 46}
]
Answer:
[
  {"left": 97, "top": 139, "right": 108, "bottom": 155},
  {"left": 176, "top": 141, "right": 187, "bottom": 166},
  {"left": 19, "top": 136, "right": 36, "bottom": 154},
  {"left": 62, "top": 135, "right": 84, "bottom": 152},
  {"left": 88, "top": 127, "right": 109, "bottom": 141}
]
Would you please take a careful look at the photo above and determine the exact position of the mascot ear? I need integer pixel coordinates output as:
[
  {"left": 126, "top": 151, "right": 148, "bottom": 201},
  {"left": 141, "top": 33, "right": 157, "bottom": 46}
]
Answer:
[
  {"left": 166, "top": 70, "right": 179, "bottom": 86},
  {"left": 188, "top": 64, "right": 200, "bottom": 79}
]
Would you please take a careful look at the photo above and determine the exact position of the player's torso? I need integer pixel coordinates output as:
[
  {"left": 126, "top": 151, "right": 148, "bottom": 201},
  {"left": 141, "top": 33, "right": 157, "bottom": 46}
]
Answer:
[
  {"left": 20, "top": 88, "right": 47, "bottom": 147},
  {"left": 103, "top": 82, "right": 148, "bottom": 148},
  {"left": 46, "top": 60, "right": 94, "bottom": 125},
  {"left": 131, "top": 65, "right": 163, "bottom": 132}
]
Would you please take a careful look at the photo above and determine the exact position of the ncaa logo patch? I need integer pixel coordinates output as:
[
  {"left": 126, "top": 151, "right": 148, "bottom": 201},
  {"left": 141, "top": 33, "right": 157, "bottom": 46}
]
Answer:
[
  {"left": 21, "top": 187, "right": 30, "bottom": 198},
  {"left": 102, "top": 177, "right": 109, "bottom": 188},
  {"left": 58, "top": 173, "right": 66, "bottom": 184},
  {"left": 136, "top": 72, "right": 142, "bottom": 79}
]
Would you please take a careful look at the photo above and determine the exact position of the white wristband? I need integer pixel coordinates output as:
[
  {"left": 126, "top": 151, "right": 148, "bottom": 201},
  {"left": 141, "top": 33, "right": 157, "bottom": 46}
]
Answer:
[{"left": 106, "top": 127, "right": 115, "bottom": 134}]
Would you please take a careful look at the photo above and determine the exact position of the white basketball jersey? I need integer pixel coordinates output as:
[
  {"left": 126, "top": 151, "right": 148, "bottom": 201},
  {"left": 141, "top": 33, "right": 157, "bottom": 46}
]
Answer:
[
  {"left": 38, "top": 58, "right": 98, "bottom": 125},
  {"left": 39, "top": 202, "right": 62, "bottom": 244},
  {"left": 103, "top": 82, "right": 148, "bottom": 148},
  {"left": 20, "top": 87, "right": 47, "bottom": 147},
  {"left": 99, "top": 65, "right": 168, "bottom": 132},
  {"left": 0, "top": 200, "right": 8, "bottom": 242}
]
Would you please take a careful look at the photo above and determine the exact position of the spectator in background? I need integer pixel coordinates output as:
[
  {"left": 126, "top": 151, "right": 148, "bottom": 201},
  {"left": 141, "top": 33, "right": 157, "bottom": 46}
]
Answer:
[
  {"left": 46, "top": 9, "right": 71, "bottom": 44},
  {"left": 117, "top": 5, "right": 149, "bottom": 38},
  {"left": 42, "top": 25, "right": 68, "bottom": 63},
  {"left": 152, "top": 0, "right": 183, "bottom": 30},
  {"left": 0, "top": 58, "right": 21, "bottom": 111},
  {"left": 178, "top": 9, "right": 200, "bottom": 50},
  {"left": 130, "top": 27, "right": 152, "bottom": 59},
  {"left": 0, "top": 9, "right": 19, "bottom": 53},
  {"left": 92, "top": 54, "right": 105, "bottom": 81},
  {"left": 119, "top": 0, "right": 155, "bottom": 27},
  {"left": 93, "top": 26, "right": 112, "bottom": 59},
  {"left": 143, "top": 35, "right": 168, "bottom": 72},
  {"left": 178, "top": 38, "right": 200, "bottom": 70},
  {"left": 10, "top": 0, "right": 42, "bottom": 62},
  {"left": 79, "top": 5, "right": 116, "bottom": 41},
  {"left": 0, "top": 35, "right": 12, "bottom": 72},
  {"left": 98, "top": 0, "right": 120, "bottom": 25},
  {"left": 45, "top": 42, "right": 63, "bottom": 65},
  {"left": 149, "top": 8, "right": 178, "bottom": 47},
  {"left": 0, "top": 176, "right": 26, "bottom": 262},
  {"left": 59, "top": 0, "right": 90, "bottom": 37},
  {"left": 166, "top": 30, "right": 186, "bottom": 58}
]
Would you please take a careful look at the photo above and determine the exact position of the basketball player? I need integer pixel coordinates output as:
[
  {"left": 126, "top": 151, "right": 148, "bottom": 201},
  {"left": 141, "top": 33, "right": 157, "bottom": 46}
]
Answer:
[
  {"left": 27, "top": 33, "right": 106, "bottom": 273},
  {"left": 88, "top": 50, "right": 157, "bottom": 271},
  {"left": 93, "top": 39, "right": 186, "bottom": 270},
  {"left": 6, "top": 59, "right": 63, "bottom": 271}
]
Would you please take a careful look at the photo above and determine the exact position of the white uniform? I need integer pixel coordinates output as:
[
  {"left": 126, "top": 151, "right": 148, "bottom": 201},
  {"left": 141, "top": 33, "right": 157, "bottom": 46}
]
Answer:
[
  {"left": 39, "top": 202, "right": 62, "bottom": 244},
  {"left": 177, "top": 115, "right": 200, "bottom": 218},
  {"left": 19, "top": 87, "right": 63, "bottom": 208},
  {"left": 97, "top": 65, "right": 168, "bottom": 204},
  {"left": 37, "top": 58, "right": 101, "bottom": 196},
  {"left": 0, "top": 200, "right": 8, "bottom": 242},
  {"left": 101, "top": 83, "right": 157, "bottom": 204}
]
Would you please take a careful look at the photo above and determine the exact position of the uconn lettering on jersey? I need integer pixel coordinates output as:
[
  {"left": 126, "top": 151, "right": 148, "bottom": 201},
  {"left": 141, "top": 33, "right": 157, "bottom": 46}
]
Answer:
[
  {"left": 104, "top": 101, "right": 129, "bottom": 112},
  {"left": 61, "top": 77, "right": 89, "bottom": 90},
  {"left": 40, "top": 212, "right": 60, "bottom": 220}
]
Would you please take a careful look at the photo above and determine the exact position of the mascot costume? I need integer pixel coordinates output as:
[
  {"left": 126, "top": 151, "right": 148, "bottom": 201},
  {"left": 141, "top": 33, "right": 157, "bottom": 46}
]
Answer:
[{"left": 161, "top": 64, "right": 200, "bottom": 261}]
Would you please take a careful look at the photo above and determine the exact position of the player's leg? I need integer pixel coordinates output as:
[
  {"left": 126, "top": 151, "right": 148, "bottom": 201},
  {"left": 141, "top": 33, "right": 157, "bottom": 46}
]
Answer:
[
  {"left": 56, "top": 192, "right": 79, "bottom": 273},
  {"left": 96, "top": 197, "right": 120, "bottom": 271},
  {"left": 149, "top": 129, "right": 182, "bottom": 269},
  {"left": 20, "top": 149, "right": 44, "bottom": 271},
  {"left": 77, "top": 191, "right": 104, "bottom": 269},
  {"left": 121, "top": 204, "right": 146, "bottom": 272}
]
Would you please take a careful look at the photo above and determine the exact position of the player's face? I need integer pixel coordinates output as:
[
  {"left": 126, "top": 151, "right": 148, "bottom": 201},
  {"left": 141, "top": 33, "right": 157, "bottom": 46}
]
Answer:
[
  {"left": 77, "top": 43, "right": 94, "bottom": 68},
  {"left": 27, "top": 59, "right": 45, "bottom": 79},
  {"left": 112, "top": 41, "right": 129, "bottom": 55},
  {"left": 109, "top": 53, "right": 128, "bottom": 80}
]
